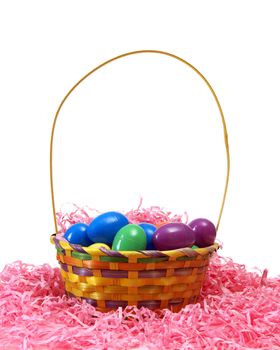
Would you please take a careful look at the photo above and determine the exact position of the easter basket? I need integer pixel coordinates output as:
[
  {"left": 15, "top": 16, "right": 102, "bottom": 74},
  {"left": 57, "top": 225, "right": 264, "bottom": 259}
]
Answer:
[{"left": 50, "top": 50, "right": 230, "bottom": 312}]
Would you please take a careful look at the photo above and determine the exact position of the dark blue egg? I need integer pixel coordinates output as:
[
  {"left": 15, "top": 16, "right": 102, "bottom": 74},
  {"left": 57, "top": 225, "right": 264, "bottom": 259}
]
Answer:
[
  {"left": 139, "top": 223, "right": 157, "bottom": 250},
  {"left": 63, "top": 223, "right": 92, "bottom": 246},
  {"left": 87, "top": 211, "right": 129, "bottom": 245}
]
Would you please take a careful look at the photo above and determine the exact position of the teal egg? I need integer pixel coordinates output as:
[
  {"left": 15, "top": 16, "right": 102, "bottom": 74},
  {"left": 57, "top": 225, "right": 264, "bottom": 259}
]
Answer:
[{"left": 112, "top": 224, "right": 147, "bottom": 251}]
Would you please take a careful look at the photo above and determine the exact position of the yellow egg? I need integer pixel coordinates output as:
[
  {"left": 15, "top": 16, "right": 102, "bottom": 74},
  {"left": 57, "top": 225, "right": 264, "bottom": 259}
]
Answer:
[{"left": 89, "top": 243, "right": 110, "bottom": 249}]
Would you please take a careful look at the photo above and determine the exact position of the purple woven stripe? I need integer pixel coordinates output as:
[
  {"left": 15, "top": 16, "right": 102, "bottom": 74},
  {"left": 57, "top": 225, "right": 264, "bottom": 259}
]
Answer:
[
  {"left": 67, "top": 293, "right": 98, "bottom": 307},
  {"left": 100, "top": 247, "right": 125, "bottom": 258},
  {"left": 70, "top": 267, "right": 129, "bottom": 278},
  {"left": 139, "top": 270, "right": 166, "bottom": 278},
  {"left": 102, "top": 270, "right": 128, "bottom": 278},
  {"left": 173, "top": 268, "right": 192, "bottom": 276},
  {"left": 67, "top": 292, "right": 76, "bottom": 298},
  {"left": 178, "top": 247, "right": 197, "bottom": 257},
  {"left": 138, "top": 250, "right": 168, "bottom": 258},
  {"left": 54, "top": 237, "right": 62, "bottom": 250},
  {"left": 106, "top": 300, "right": 128, "bottom": 308},
  {"left": 188, "top": 296, "right": 197, "bottom": 304},
  {"left": 70, "top": 243, "right": 88, "bottom": 253},
  {"left": 72, "top": 267, "right": 93, "bottom": 276},
  {"left": 54, "top": 235, "right": 68, "bottom": 243},
  {"left": 84, "top": 298, "right": 98, "bottom": 306},
  {"left": 55, "top": 234, "right": 67, "bottom": 241},
  {"left": 59, "top": 263, "right": 68, "bottom": 272},
  {"left": 138, "top": 300, "right": 161, "bottom": 309},
  {"left": 169, "top": 298, "right": 183, "bottom": 305}
]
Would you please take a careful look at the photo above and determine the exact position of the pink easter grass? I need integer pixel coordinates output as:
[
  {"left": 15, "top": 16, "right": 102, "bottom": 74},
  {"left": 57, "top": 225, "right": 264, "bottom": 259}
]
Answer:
[
  {"left": 1, "top": 204, "right": 279, "bottom": 349},
  {"left": 1, "top": 255, "right": 279, "bottom": 349}
]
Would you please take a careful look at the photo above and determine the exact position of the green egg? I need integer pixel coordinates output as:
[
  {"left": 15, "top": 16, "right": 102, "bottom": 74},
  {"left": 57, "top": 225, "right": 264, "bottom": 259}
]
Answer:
[
  {"left": 192, "top": 245, "right": 199, "bottom": 250},
  {"left": 112, "top": 224, "right": 147, "bottom": 251}
]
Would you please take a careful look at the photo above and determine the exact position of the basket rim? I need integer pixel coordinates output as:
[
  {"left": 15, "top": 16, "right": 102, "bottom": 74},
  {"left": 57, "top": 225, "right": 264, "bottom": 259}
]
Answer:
[{"left": 50, "top": 233, "right": 219, "bottom": 258}]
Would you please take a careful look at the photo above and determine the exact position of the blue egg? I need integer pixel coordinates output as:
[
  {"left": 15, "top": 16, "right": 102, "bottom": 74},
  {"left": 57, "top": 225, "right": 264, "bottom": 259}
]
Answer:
[
  {"left": 63, "top": 223, "right": 92, "bottom": 246},
  {"left": 87, "top": 211, "right": 129, "bottom": 245},
  {"left": 139, "top": 223, "right": 157, "bottom": 250}
]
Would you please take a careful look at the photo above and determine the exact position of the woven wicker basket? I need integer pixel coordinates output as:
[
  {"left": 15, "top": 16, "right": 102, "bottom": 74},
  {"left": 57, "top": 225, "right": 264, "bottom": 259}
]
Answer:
[{"left": 50, "top": 50, "right": 230, "bottom": 312}]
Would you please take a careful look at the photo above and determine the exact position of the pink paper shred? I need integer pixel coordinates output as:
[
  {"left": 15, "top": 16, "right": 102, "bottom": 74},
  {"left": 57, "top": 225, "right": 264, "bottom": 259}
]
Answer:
[
  {"left": 0, "top": 256, "right": 279, "bottom": 349},
  {"left": 56, "top": 200, "right": 188, "bottom": 233},
  {"left": 1, "top": 204, "right": 279, "bottom": 349},
  {"left": 55, "top": 203, "right": 101, "bottom": 233}
]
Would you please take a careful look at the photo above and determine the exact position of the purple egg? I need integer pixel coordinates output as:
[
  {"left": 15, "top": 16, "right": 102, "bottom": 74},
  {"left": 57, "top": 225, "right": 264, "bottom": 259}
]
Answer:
[
  {"left": 153, "top": 223, "right": 195, "bottom": 251},
  {"left": 188, "top": 218, "right": 216, "bottom": 248}
]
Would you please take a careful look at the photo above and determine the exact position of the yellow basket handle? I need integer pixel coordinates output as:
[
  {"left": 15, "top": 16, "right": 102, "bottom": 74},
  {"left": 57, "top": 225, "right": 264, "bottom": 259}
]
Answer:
[{"left": 50, "top": 49, "right": 230, "bottom": 234}]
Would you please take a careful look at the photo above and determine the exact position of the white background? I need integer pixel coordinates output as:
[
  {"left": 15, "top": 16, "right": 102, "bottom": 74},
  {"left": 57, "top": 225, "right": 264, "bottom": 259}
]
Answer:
[{"left": 0, "top": 1, "right": 279, "bottom": 276}]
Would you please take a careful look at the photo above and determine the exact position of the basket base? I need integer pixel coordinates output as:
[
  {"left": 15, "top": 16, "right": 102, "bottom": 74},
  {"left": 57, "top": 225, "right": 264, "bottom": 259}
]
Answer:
[
  {"left": 53, "top": 236, "right": 217, "bottom": 313},
  {"left": 66, "top": 291, "right": 199, "bottom": 313}
]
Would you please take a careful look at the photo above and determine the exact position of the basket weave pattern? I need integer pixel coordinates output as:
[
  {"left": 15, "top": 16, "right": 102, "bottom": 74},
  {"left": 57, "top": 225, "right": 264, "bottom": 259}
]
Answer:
[
  {"left": 49, "top": 50, "right": 229, "bottom": 312},
  {"left": 51, "top": 235, "right": 218, "bottom": 312}
]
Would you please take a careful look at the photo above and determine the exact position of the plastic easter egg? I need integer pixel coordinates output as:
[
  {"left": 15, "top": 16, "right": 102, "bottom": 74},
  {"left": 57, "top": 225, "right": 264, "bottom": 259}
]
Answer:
[
  {"left": 88, "top": 243, "right": 111, "bottom": 249},
  {"left": 112, "top": 224, "right": 147, "bottom": 251},
  {"left": 87, "top": 211, "right": 129, "bottom": 245},
  {"left": 139, "top": 223, "right": 157, "bottom": 250},
  {"left": 189, "top": 218, "right": 216, "bottom": 248},
  {"left": 192, "top": 245, "right": 199, "bottom": 250},
  {"left": 63, "top": 223, "right": 92, "bottom": 246},
  {"left": 153, "top": 223, "right": 195, "bottom": 251},
  {"left": 156, "top": 221, "right": 170, "bottom": 228}
]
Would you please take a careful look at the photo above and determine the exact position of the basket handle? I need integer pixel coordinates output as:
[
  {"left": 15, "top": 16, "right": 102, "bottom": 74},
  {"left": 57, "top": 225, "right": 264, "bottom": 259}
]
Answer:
[{"left": 50, "top": 49, "right": 230, "bottom": 234}]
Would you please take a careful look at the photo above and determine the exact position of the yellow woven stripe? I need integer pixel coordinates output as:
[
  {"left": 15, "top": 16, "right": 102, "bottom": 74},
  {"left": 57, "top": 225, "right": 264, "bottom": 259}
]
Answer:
[
  {"left": 163, "top": 250, "right": 181, "bottom": 259},
  {"left": 128, "top": 271, "right": 138, "bottom": 279},
  {"left": 183, "top": 260, "right": 208, "bottom": 268},
  {"left": 61, "top": 269, "right": 78, "bottom": 282},
  {"left": 93, "top": 270, "right": 102, "bottom": 277},
  {"left": 69, "top": 274, "right": 199, "bottom": 286},
  {"left": 60, "top": 271, "right": 66, "bottom": 281},
  {"left": 117, "top": 243, "right": 218, "bottom": 258},
  {"left": 127, "top": 287, "right": 138, "bottom": 294},
  {"left": 62, "top": 269, "right": 205, "bottom": 286},
  {"left": 166, "top": 268, "right": 175, "bottom": 277},
  {"left": 83, "top": 247, "right": 107, "bottom": 256},
  {"left": 54, "top": 237, "right": 218, "bottom": 258},
  {"left": 95, "top": 286, "right": 104, "bottom": 293},
  {"left": 86, "top": 260, "right": 208, "bottom": 271},
  {"left": 128, "top": 256, "right": 138, "bottom": 263},
  {"left": 145, "top": 263, "right": 156, "bottom": 270},
  {"left": 57, "top": 254, "right": 209, "bottom": 270},
  {"left": 70, "top": 282, "right": 127, "bottom": 293},
  {"left": 192, "top": 268, "right": 198, "bottom": 275},
  {"left": 109, "top": 263, "right": 119, "bottom": 270},
  {"left": 59, "top": 241, "right": 73, "bottom": 250},
  {"left": 65, "top": 281, "right": 203, "bottom": 295},
  {"left": 83, "top": 290, "right": 196, "bottom": 301},
  {"left": 65, "top": 282, "right": 83, "bottom": 297}
]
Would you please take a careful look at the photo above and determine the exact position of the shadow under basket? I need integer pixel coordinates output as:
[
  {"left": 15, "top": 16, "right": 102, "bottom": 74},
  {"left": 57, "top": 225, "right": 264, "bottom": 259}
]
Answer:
[{"left": 51, "top": 234, "right": 219, "bottom": 312}]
